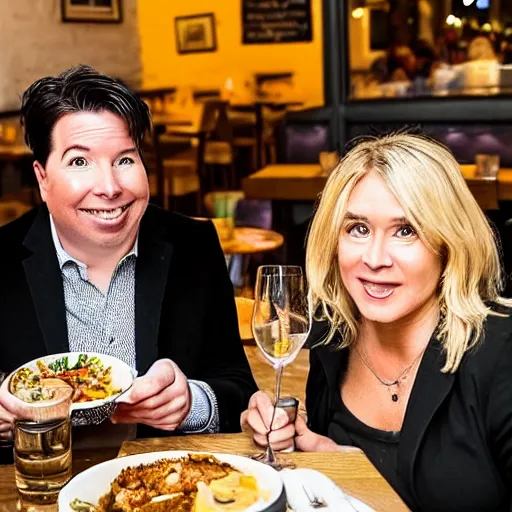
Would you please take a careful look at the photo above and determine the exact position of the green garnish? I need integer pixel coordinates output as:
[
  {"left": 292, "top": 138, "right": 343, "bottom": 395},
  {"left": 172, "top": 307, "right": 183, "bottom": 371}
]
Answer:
[
  {"left": 70, "top": 354, "right": 89, "bottom": 370},
  {"left": 50, "top": 354, "right": 94, "bottom": 372}
]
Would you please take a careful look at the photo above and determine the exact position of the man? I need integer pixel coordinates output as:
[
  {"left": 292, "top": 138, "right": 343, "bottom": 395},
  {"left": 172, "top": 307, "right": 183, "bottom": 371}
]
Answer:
[{"left": 0, "top": 65, "right": 257, "bottom": 444}]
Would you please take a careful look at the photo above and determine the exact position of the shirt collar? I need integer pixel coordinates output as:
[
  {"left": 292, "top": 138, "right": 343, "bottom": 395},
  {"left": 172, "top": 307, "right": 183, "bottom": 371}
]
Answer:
[{"left": 49, "top": 214, "right": 139, "bottom": 270}]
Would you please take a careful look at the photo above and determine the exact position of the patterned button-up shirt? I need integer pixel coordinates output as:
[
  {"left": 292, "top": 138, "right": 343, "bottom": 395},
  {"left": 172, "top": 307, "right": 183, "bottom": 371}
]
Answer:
[{"left": 49, "top": 216, "right": 219, "bottom": 433}]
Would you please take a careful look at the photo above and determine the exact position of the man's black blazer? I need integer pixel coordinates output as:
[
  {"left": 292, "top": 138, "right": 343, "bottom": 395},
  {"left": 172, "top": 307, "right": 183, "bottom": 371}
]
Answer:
[{"left": 0, "top": 204, "right": 257, "bottom": 433}]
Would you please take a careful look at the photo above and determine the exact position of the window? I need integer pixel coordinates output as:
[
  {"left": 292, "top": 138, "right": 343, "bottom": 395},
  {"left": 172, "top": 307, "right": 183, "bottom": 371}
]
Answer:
[{"left": 347, "top": 0, "right": 512, "bottom": 100}]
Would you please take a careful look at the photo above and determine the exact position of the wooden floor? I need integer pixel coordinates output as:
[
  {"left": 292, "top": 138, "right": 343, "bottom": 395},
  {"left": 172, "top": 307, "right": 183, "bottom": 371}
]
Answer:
[{"left": 244, "top": 345, "right": 310, "bottom": 407}]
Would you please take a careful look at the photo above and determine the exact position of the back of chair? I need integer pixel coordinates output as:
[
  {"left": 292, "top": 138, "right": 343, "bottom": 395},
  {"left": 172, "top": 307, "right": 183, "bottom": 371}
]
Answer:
[
  {"left": 136, "top": 87, "right": 177, "bottom": 113},
  {"left": 194, "top": 89, "right": 221, "bottom": 102},
  {"left": 215, "top": 102, "right": 234, "bottom": 144},
  {"left": 143, "top": 127, "right": 192, "bottom": 169},
  {"left": 199, "top": 101, "right": 225, "bottom": 134},
  {"left": 235, "top": 199, "right": 272, "bottom": 230},
  {"left": 201, "top": 101, "right": 234, "bottom": 146},
  {"left": 143, "top": 126, "right": 199, "bottom": 208}
]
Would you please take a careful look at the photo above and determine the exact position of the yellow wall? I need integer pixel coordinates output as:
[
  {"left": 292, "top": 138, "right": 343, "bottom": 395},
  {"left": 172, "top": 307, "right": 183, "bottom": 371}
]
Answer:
[{"left": 137, "top": 0, "right": 324, "bottom": 107}]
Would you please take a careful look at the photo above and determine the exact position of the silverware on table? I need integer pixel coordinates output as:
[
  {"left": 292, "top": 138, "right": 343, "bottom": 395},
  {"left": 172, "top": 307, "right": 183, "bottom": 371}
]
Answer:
[{"left": 301, "top": 483, "right": 328, "bottom": 509}]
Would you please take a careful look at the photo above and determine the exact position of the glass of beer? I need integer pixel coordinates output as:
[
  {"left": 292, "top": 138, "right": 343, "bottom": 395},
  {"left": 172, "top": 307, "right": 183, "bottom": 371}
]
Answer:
[{"left": 13, "top": 384, "right": 73, "bottom": 505}]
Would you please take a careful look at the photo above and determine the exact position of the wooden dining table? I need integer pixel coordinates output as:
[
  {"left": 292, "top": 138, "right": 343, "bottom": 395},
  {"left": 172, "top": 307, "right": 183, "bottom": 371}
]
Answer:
[
  {"left": 0, "top": 435, "right": 407, "bottom": 512},
  {"left": 118, "top": 433, "right": 408, "bottom": 511},
  {"left": 0, "top": 346, "right": 407, "bottom": 511},
  {"left": 221, "top": 227, "right": 284, "bottom": 256},
  {"left": 243, "top": 163, "right": 512, "bottom": 210}
]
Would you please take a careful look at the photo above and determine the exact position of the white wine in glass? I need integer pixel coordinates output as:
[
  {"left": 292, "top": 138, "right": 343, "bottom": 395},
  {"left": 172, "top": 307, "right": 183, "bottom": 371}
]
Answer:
[{"left": 251, "top": 265, "right": 311, "bottom": 468}]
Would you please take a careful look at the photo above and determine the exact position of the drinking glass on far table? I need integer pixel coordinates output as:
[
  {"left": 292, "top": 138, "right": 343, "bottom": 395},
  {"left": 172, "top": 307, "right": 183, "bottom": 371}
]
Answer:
[
  {"left": 251, "top": 265, "right": 312, "bottom": 468},
  {"left": 14, "top": 383, "right": 73, "bottom": 505}
]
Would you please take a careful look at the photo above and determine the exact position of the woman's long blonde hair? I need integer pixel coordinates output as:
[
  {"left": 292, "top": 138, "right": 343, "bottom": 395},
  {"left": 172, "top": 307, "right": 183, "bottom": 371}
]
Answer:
[{"left": 306, "top": 133, "right": 511, "bottom": 373}]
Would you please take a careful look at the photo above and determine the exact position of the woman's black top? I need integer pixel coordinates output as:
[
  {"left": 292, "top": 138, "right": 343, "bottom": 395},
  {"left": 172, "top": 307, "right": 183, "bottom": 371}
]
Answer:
[{"left": 305, "top": 312, "right": 512, "bottom": 511}]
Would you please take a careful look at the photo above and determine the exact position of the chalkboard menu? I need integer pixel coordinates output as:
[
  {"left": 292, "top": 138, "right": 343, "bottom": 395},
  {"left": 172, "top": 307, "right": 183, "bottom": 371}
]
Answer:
[{"left": 242, "top": 0, "right": 313, "bottom": 45}]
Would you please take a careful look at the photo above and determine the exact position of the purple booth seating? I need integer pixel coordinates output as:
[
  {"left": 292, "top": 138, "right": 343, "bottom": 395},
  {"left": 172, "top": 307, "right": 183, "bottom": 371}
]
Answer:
[
  {"left": 235, "top": 199, "right": 272, "bottom": 230},
  {"left": 348, "top": 123, "right": 512, "bottom": 167},
  {"left": 277, "top": 123, "right": 330, "bottom": 164}
]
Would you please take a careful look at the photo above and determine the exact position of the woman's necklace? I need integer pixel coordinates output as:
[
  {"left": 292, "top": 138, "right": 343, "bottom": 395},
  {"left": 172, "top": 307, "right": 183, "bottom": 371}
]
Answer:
[{"left": 355, "top": 343, "right": 427, "bottom": 403}]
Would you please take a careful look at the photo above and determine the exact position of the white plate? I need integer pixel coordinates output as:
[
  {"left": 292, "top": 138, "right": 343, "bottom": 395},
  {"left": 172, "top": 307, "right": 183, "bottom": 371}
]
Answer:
[
  {"left": 281, "top": 468, "right": 375, "bottom": 512},
  {"left": 58, "top": 450, "right": 284, "bottom": 511},
  {"left": 9, "top": 352, "right": 136, "bottom": 415}
]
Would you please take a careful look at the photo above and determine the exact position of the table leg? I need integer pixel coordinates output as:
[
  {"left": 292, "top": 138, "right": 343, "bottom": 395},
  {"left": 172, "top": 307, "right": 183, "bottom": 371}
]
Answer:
[{"left": 255, "top": 104, "right": 264, "bottom": 170}]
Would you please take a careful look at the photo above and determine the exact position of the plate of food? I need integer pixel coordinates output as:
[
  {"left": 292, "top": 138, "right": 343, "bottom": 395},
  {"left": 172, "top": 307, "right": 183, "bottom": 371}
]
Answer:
[
  {"left": 8, "top": 352, "right": 137, "bottom": 426},
  {"left": 59, "top": 451, "right": 286, "bottom": 512}
]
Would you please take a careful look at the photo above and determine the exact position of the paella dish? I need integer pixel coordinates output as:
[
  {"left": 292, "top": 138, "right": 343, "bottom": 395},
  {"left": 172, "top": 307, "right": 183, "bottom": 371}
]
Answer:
[{"left": 70, "top": 453, "right": 266, "bottom": 512}]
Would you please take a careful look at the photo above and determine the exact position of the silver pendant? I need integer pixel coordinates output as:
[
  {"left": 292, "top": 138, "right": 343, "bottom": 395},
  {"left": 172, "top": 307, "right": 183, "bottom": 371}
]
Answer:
[{"left": 391, "top": 393, "right": 398, "bottom": 402}]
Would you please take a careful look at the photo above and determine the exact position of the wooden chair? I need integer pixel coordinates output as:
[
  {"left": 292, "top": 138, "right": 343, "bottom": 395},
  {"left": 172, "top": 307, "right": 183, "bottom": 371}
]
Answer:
[
  {"left": 261, "top": 105, "right": 287, "bottom": 165},
  {"left": 203, "top": 102, "right": 237, "bottom": 191},
  {"left": 229, "top": 106, "right": 259, "bottom": 174},
  {"left": 235, "top": 297, "right": 255, "bottom": 345},
  {"left": 143, "top": 136, "right": 202, "bottom": 214},
  {"left": 229, "top": 103, "right": 286, "bottom": 171},
  {"left": 146, "top": 101, "right": 227, "bottom": 214},
  {"left": 136, "top": 87, "right": 177, "bottom": 114},
  {"left": 193, "top": 89, "right": 221, "bottom": 103}
]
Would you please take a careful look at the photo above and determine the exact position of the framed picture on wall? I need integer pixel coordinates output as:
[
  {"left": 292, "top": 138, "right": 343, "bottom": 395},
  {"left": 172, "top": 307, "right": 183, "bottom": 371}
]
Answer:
[
  {"left": 175, "top": 13, "right": 217, "bottom": 54},
  {"left": 61, "top": 0, "right": 123, "bottom": 24}
]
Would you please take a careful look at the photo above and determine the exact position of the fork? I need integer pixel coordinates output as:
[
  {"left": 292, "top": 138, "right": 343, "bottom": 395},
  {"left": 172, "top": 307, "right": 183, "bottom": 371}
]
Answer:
[{"left": 301, "top": 484, "right": 328, "bottom": 509}]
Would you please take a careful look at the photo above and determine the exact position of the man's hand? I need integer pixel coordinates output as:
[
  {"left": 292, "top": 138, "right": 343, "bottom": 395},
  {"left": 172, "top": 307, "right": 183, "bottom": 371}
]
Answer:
[
  {"left": 0, "top": 404, "right": 14, "bottom": 443},
  {"left": 0, "top": 378, "right": 32, "bottom": 442},
  {"left": 111, "top": 359, "right": 191, "bottom": 431}
]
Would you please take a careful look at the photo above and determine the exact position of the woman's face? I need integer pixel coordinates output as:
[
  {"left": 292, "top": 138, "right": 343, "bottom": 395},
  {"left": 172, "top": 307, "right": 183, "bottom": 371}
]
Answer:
[{"left": 337, "top": 172, "right": 442, "bottom": 326}]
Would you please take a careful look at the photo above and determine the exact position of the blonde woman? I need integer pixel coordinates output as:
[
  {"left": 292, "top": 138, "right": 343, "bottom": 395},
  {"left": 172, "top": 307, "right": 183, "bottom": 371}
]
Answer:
[{"left": 241, "top": 133, "right": 512, "bottom": 510}]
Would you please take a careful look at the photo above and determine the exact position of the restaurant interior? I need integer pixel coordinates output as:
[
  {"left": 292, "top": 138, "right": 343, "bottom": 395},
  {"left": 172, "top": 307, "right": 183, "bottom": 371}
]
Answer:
[{"left": 1, "top": 0, "right": 512, "bottom": 509}]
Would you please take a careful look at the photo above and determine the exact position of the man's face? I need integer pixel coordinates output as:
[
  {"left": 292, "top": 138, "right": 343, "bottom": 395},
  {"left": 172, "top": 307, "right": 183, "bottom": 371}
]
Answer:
[{"left": 34, "top": 111, "right": 149, "bottom": 253}]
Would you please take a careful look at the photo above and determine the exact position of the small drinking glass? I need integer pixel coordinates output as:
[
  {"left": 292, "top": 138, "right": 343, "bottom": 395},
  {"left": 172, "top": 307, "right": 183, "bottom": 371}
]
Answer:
[
  {"left": 475, "top": 154, "right": 500, "bottom": 178},
  {"left": 14, "top": 385, "right": 73, "bottom": 505},
  {"left": 251, "top": 265, "right": 311, "bottom": 469}
]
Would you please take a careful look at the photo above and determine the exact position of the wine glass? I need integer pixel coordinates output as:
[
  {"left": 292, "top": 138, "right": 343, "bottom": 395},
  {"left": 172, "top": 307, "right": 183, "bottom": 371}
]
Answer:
[{"left": 251, "top": 265, "right": 312, "bottom": 468}]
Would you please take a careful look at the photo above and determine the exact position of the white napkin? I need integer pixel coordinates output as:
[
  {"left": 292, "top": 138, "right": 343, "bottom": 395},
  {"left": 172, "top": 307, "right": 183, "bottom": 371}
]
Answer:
[{"left": 281, "top": 468, "right": 375, "bottom": 512}]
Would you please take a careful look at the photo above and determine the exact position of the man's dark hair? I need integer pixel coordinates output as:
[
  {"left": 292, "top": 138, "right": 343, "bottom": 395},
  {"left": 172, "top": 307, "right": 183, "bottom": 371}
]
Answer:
[{"left": 20, "top": 64, "right": 151, "bottom": 166}]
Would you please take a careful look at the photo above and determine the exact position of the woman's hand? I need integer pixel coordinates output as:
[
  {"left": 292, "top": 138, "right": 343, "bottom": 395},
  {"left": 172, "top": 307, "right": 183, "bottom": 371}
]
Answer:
[
  {"left": 294, "top": 416, "right": 340, "bottom": 453},
  {"left": 241, "top": 391, "right": 295, "bottom": 451},
  {"left": 241, "top": 391, "right": 340, "bottom": 452}
]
